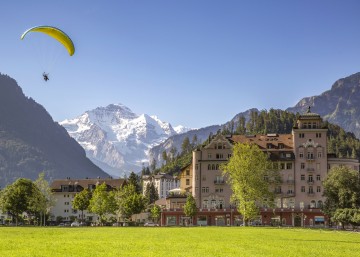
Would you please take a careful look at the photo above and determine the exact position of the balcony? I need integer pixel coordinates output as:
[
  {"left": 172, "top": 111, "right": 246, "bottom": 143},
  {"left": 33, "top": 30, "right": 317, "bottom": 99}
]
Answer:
[
  {"left": 286, "top": 180, "right": 295, "bottom": 184},
  {"left": 214, "top": 180, "right": 225, "bottom": 185},
  {"left": 307, "top": 168, "right": 315, "bottom": 172},
  {"left": 307, "top": 191, "right": 315, "bottom": 196},
  {"left": 307, "top": 180, "right": 314, "bottom": 185}
]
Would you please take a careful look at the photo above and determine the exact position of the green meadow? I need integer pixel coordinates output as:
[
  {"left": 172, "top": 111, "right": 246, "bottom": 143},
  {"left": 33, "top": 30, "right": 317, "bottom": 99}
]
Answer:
[{"left": 0, "top": 227, "right": 359, "bottom": 257}]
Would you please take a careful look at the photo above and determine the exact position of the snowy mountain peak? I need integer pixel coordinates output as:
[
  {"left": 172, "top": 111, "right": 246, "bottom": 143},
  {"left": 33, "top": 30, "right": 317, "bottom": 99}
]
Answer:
[{"left": 60, "top": 104, "right": 186, "bottom": 177}]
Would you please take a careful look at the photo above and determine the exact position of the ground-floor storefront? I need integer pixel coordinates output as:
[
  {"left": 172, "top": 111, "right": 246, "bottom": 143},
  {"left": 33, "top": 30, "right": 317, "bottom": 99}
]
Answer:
[{"left": 161, "top": 208, "right": 327, "bottom": 227}]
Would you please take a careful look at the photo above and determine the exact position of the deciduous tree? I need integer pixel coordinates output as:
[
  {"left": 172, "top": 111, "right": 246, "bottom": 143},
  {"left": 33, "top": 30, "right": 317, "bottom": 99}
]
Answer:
[
  {"left": 221, "top": 143, "right": 278, "bottom": 226},
  {"left": 34, "top": 172, "right": 55, "bottom": 226},
  {"left": 0, "top": 178, "right": 44, "bottom": 225},
  {"left": 183, "top": 194, "right": 197, "bottom": 225},
  {"left": 323, "top": 166, "right": 360, "bottom": 217},
  {"left": 115, "top": 184, "right": 145, "bottom": 220},
  {"left": 88, "top": 183, "right": 116, "bottom": 225},
  {"left": 73, "top": 188, "right": 91, "bottom": 223}
]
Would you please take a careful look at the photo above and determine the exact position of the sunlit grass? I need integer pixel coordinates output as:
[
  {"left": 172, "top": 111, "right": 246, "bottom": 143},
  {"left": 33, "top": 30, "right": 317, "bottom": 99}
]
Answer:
[{"left": 0, "top": 226, "right": 359, "bottom": 257}]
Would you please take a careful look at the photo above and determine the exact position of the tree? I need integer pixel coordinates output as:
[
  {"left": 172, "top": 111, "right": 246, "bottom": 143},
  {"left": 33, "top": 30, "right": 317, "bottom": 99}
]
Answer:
[
  {"left": 0, "top": 178, "right": 44, "bottom": 225},
  {"left": 88, "top": 183, "right": 116, "bottom": 225},
  {"left": 150, "top": 204, "right": 161, "bottom": 223},
  {"left": 162, "top": 151, "right": 168, "bottom": 165},
  {"left": 331, "top": 208, "right": 360, "bottom": 229},
  {"left": 150, "top": 158, "right": 157, "bottom": 172},
  {"left": 115, "top": 184, "right": 145, "bottom": 220},
  {"left": 220, "top": 143, "right": 278, "bottom": 226},
  {"left": 34, "top": 172, "right": 55, "bottom": 226},
  {"left": 181, "top": 136, "right": 191, "bottom": 154},
  {"left": 144, "top": 182, "right": 159, "bottom": 206},
  {"left": 128, "top": 172, "right": 141, "bottom": 194},
  {"left": 183, "top": 194, "right": 197, "bottom": 225},
  {"left": 72, "top": 188, "right": 91, "bottom": 223},
  {"left": 322, "top": 166, "right": 360, "bottom": 217}
]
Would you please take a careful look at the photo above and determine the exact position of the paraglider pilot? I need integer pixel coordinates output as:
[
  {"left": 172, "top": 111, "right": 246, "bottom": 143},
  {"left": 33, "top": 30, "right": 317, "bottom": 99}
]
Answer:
[{"left": 43, "top": 72, "right": 49, "bottom": 82}]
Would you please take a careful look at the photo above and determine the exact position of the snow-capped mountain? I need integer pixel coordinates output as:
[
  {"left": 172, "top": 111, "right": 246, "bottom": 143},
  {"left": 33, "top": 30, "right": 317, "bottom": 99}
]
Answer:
[{"left": 60, "top": 104, "right": 189, "bottom": 177}]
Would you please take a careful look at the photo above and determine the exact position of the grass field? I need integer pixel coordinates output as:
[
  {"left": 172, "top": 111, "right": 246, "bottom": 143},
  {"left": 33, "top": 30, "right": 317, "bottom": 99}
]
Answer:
[{"left": 0, "top": 226, "right": 359, "bottom": 257}]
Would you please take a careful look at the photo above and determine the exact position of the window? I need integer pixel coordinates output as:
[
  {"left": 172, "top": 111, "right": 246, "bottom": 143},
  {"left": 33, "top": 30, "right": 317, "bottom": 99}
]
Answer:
[
  {"left": 317, "top": 186, "right": 321, "bottom": 193},
  {"left": 215, "top": 188, "right": 224, "bottom": 193},
  {"left": 211, "top": 200, "right": 217, "bottom": 208},
  {"left": 228, "top": 154, "right": 232, "bottom": 159},
  {"left": 212, "top": 164, "right": 215, "bottom": 170},
  {"left": 215, "top": 164, "right": 219, "bottom": 170},
  {"left": 202, "top": 200, "right": 208, "bottom": 209},
  {"left": 316, "top": 133, "right": 321, "bottom": 138},
  {"left": 317, "top": 200, "right": 323, "bottom": 208},
  {"left": 316, "top": 175, "right": 321, "bottom": 181},
  {"left": 317, "top": 152, "right": 322, "bottom": 158},
  {"left": 208, "top": 164, "right": 211, "bottom": 170},
  {"left": 216, "top": 153, "right": 223, "bottom": 159},
  {"left": 201, "top": 187, "right": 209, "bottom": 193},
  {"left": 307, "top": 152, "right": 314, "bottom": 160},
  {"left": 280, "top": 163, "right": 285, "bottom": 170},
  {"left": 299, "top": 152, "right": 304, "bottom": 158},
  {"left": 301, "top": 175, "right": 305, "bottom": 180},
  {"left": 263, "top": 175, "right": 269, "bottom": 181},
  {"left": 186, "top": 179, "right": 190, "bottom": 186},
  {"left": 208, "top": 153, "right": 212, "bottom": 159},
  {"left": 308, "top": 175, "right": 313, "bottom": 182},
  {"left": 310, "top": 200, "right": 316, "bottom": 208},
  {"left": 301, "top": 186, "right": 305, "bottom": 192},
  {"left": 299, "top": 133, "right": 305, "bottom": 138},
  {"left": 300, "top": 202, "right": 304, "bottom": 209},
  {"left": 301, "top": 163, "right": 305, "bottom": 169},
  {"left": 186, "top": 169, "right": 190, "bottom": 176},
  {"left": 286, "top": 163, "right": 292, "bottom": 169},
  {"left": 279, "top": 144, "right": 284, "bottom": 149},
  {"left": 309, "top": 186, "right": 314, "bottom": 193}
]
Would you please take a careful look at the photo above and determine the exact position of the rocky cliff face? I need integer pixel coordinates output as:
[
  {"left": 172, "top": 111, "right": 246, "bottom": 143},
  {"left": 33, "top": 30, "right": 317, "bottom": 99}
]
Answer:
[{"left": 287, "top": 72, "right": 360, "bottom": 138}]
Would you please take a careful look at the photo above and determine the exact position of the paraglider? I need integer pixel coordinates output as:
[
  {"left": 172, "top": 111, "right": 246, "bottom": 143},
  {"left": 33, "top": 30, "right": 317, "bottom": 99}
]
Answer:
[
  {"left": 42, "top": 72, "right": 49, "bottom": 82},
  {"left": 20, "top": 25, "right": 75, "bottom": 80}
]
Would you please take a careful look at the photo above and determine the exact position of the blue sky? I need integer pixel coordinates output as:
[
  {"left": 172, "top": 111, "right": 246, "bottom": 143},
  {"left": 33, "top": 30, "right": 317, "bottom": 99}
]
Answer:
[{"left": 1, "top": 1, "right": 360, "bottom": 128}]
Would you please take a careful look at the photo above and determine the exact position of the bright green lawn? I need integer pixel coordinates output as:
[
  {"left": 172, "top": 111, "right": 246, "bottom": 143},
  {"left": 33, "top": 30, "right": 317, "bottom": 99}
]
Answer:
[{"left": 0, "top": 227, "right": 359, "bottom": 257}]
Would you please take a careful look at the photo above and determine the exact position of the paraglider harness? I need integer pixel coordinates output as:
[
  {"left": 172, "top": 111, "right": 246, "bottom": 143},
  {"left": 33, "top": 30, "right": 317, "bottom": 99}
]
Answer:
[{"left": 43, "top": 72, "right": 49, "bottom": 81}]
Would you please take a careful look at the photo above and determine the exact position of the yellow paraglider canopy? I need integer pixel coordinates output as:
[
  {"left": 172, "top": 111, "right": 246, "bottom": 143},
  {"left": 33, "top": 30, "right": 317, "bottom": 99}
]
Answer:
[{"left": 21, "top": 26, "right": 75, "bottom": 56}]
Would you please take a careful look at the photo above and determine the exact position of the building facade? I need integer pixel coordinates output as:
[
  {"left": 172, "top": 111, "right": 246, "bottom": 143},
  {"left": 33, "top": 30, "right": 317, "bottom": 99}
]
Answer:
[
  {"left": 142, "top": 173, "right": 179, "bottom": 199},
  {"left": 50, "top": 178, "right": 126, "bottom": 223},
  {"left": 161, "top": 109, "right": 360, "bottom": 226}
]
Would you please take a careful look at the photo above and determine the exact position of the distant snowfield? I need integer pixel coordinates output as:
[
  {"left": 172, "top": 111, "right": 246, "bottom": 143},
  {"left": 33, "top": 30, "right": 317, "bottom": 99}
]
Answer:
[{"left": 60, "top": 103, "right": 191, "bottom": 177}]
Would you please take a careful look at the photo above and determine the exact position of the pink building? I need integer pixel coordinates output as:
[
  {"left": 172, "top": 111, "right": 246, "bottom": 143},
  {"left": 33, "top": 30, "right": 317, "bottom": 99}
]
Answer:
[{"left": 161, "top": 108, "right": 360, "bottom": 226}]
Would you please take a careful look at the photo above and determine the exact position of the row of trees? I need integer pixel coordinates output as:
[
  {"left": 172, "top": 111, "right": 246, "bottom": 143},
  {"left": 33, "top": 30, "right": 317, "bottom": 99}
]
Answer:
[{"left": 0, "top": 171, "right": 163, "bottom": 226}]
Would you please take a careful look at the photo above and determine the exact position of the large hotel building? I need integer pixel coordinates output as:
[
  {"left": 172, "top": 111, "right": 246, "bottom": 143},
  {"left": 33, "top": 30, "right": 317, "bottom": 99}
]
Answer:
[{"left": 161, "top": 109, "right": 360, "bottom": 226}]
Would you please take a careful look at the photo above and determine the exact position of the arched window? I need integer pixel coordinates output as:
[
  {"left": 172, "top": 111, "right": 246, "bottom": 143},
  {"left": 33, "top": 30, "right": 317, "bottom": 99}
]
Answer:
[
  {"left": 215, "top": 164, "right": 219, "bottom": 170},
  {"left": 211, "top": 199, "right": 216, "bottom": 209},
  {"left": 282, "top": 218, "right": 286, "bottom": 226},
  {"left": 202, "top": 200, "right": 208, "bottom": 209},
  {"left": 208, "top": 164, "right": 211, "bottom": 170},
  {"left": 212, "top": 164, "right": 215, "bottom": 170},
  {"left": 317, "top": 200, "right": 323, "bottom": 208},
  {"left": 310, "top": 200, "right": 316, "bottom": 208}
]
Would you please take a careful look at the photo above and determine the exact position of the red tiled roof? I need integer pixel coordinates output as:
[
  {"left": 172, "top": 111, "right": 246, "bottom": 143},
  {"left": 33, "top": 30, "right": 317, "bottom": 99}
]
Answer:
[{"left": 230, "top": 134, "right": 294, "bottom": 150}]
